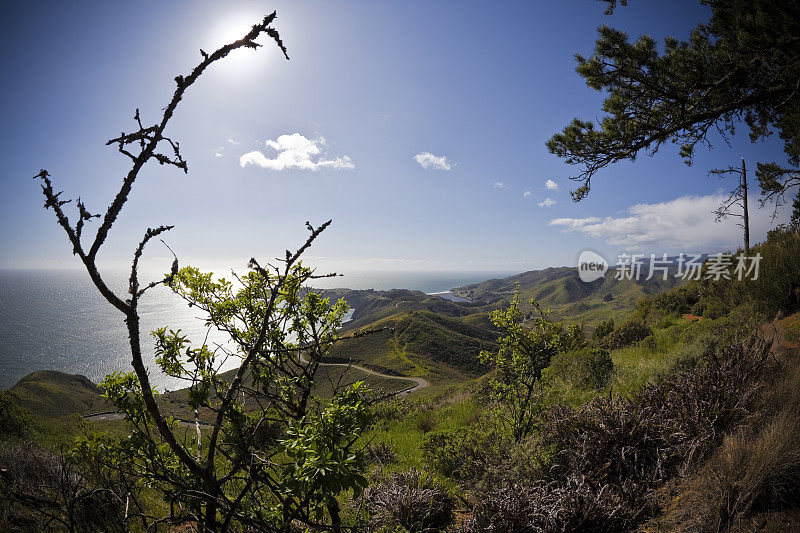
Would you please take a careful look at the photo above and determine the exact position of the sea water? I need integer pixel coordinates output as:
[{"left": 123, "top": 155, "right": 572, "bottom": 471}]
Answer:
[{"left": 0, "top": 269, "right": 511, "bottom": 389}]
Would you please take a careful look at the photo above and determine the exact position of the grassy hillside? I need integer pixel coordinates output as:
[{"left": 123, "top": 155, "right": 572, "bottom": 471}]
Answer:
[
  {"left": 328, "top": 310, "right": 497, "bottom": 384},
  {"left": 451, "top": 265, "right": 684, "bottom": 324},
  {"left": 321, "top": 287, "right": 495, "bottom": 330},
  {"left": 9, "top": 370, "right": 109, "bottom": 418},
  {"left": 317, "top": 266, "right": 685, "bottom": 387},
  {"left": 7, "top": 357, "right": 416, "bottom": 424}
]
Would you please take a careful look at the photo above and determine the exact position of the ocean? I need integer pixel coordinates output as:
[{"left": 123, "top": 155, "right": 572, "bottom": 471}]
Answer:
[{"left": 0, "top": 269, "right": 512, "bottom": 390}]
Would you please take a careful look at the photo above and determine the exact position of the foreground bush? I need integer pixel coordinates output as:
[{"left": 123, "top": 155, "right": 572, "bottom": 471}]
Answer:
[
  {"left": 0, "top": 392, "right": 35, "bottom": 441},
  {"left": 599, "top": 320, "right": 652, "bottom": 350},
  {"left": 653, "top": 346, "right": 800, "bottom": 531},
  {"left": 0, "top": 442, "right": 129, "bottom": 532},
  {"left": 548, "top": 348, "right": 613, "bottom": 389},
  {"left": 465, "top": 338, "right": 770, "bottom": 532},
  {"left": 367, "top": 468, "right": 455, "bottom": 532},
  {"left": 422, "top": 424, "right": 499, "bottom": 481}
]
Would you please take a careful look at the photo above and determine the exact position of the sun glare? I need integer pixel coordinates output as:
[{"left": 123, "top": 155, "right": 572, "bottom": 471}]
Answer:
[
  {"left": 209, "top": 13, "right": 259, "bottom": 49},
  {"left": 205, "top": 12, "right": 271, "bottom": 79}
]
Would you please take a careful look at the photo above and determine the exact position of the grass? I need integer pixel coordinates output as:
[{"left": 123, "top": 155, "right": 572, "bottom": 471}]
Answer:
[
  {"left": 368, "top": 396, "right": 482, "bottom": 470},
  {"left": 9, "top": 370, "right": 109, "bottom": 418},
  {"left": 328, "top": 310, "right": 496, "bottom": 385},
  {"left": 364, "top": 314, "right": 719, "bottom": 476}
]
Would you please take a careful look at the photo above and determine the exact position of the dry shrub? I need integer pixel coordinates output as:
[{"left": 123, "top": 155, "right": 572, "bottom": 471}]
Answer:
[
  {"left": 655, "top": 350, "right": 800, "bottom": 531},
  {"left": 464, "top": 338, "right": 770, "bottom": 532},
  {"left": 365, "top": 441, "right": 397, "bottom": 466},
  {"left": 0, "top": 443, "right": 127, "bottom": 531},
  {"left": 366, "top": 467, "right": 455, "bottom": 532}
]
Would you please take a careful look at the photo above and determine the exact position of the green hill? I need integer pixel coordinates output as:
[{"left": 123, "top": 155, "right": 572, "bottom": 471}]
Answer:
[
  {"left": 317, "top": 267, "right": 685, "bottom": 386},
  {"left": 320, "top": 288, "right": 495, "bottom": 330},
  {"left": 452, "top": 266, "right": 684, "bottom": 324},
  {"left": 9, "top": 370, "right": 108, "bottom": 418},
  {"left": 328, "top": 310, "right": 497, "bottom": 383}
]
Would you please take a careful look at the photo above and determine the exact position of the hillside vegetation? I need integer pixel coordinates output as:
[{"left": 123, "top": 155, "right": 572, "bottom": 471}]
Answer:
[
  {"left": 328, "top": 310, "right": 497, "bottom": 384},
  {"left": 2, "top": 228, "right": 798, "bottom": 531},
  {"left": 8, "top": 371, "right": 109, "bottom": 418},
  {"left": 321, "top": 263, "right": 684, "bottom": 386}
]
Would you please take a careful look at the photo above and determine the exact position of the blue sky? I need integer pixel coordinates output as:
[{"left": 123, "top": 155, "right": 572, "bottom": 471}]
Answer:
[{"left": 0, "top": 0, "right": 791, "bottom": 276}]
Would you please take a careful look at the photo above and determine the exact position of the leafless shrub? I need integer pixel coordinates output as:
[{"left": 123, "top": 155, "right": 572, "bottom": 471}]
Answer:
[
  {"left": 0, "top": 443, "right": 128, "bottom": 532},
  {"left": 366, "top": 468, "right": 455, "bottom": 532},
  {"left": 654, "top": 348, "right": 800, "bottom": 531},
  {"left": 465, "top": 337, "right": 770, "bottom": 532},
  {"left": 365, "top": 442, "right": 397, "bottom": 466}
]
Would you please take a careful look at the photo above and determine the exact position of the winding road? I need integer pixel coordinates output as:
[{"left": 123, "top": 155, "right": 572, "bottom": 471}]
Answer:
[
  {"left": 314, "top": 357, "right": 429, "bottom": 396},
  {"left": 83, "top": 358, "right": 428, "bottom": 424}
]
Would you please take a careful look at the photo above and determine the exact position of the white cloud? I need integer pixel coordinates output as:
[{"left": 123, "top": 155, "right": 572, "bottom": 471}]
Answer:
[
  {"left": 494, "top": 182, "right": 509, "bottom": 190},
  {"left": 545, "top": 179, "right": 559, "bottom": 191},
  {"left": 414, "top": 152, "right": 452, "bottom": 170},
  {"left": 214, "top": 152, "right": 223, "bottom": 158},
  {"left": 523, "top": 190, "right": 532, "bottom": 199},
  {"left": 548, "top": 193, "right": 788, "bottom": 251},
  {"left": 549, "top": 216, "right": 601, "bottom": 228},
  {"left": 240, "top": 133, "right": 354, "bottom": 171},
  {"left": 538, "top": 197, "right": 556, "bottom": 207},
  {"left": 228, "top": 138, "right": 240, "bottom": 145}
]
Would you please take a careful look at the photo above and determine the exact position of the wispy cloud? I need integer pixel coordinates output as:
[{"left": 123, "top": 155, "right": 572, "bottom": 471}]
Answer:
[
  {"left": 538, "top": 197, "right": 556, "bottom": 207},
  {"left": 548, "top": 193, "right": 786, "bottom": 250},
  {"left": 523, "top": 190, "right": 532, "bottom": 199},
  {"left": 214, "top": 152, "right": 223, "bottom": 158},
  {"left": 414, "top": 152, "right": 452, "bottom": 170},
  {"left": 240, "top": 133, "right": 354, "bottom": 171},
  {"left": 545, "top": 179, "right": 559, "bottom": 191},
  {"left": 549, "top": 216, "right": 601, "bottom": 228},
  {"left": 494, "top": 182, "right": 509, "bottom": 190},
  {"left": 227, "top": 138, "right": 240, "bottom": 145}
]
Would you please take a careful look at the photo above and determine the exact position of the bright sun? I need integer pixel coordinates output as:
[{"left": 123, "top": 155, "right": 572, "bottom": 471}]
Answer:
[
  {"left": 209, "top": 13, "right": 259, "bottom": 49},
  {"left": 206, "top": 12, "right": 270, "bottom": 79}
]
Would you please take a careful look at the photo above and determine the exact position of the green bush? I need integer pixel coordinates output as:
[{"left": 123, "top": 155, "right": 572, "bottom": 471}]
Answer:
[
  {"left": 421, "top": 425, "right": 498, "bottom": 481},
  {"left": 646, "top": 285, "right": 700, "bottom": 316},
  {"left": 0, "top": 392, "right": 35, "bottom": 440},
  {"left": 695, "top": 227, "right": 800, "bottom": 318},
  {"left": 591, "top": 318, "right": 614, "bottom": 342},
  {"left": 599, "top": 320, "right": 653, "bottom": 350},
  {"left": 549, "top": 348, "right": 613, "bottom": 389},
  {"left": 416, "top": 411, "right": 437, "bottom": 433}
]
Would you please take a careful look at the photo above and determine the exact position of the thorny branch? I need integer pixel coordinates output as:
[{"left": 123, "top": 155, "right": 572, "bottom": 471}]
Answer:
[{"left": 33, "top": 9, "right": 290, "bottom": 498}]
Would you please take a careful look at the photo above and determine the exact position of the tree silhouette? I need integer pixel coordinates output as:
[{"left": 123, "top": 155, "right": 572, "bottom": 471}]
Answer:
[
  {"left": 710, "top": 158, "right": 751, "bottom": 254},
  {"left": 548, "top": 0, "right": 800, "bottom": 203}
]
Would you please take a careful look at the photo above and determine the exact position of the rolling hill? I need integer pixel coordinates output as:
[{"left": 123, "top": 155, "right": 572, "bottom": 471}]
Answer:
[
  {"left": 319, "top": 265, "right": 685, "bottom": 383},
  {"left": 327, "top": 310, "right": 498, "bottom": 384}
]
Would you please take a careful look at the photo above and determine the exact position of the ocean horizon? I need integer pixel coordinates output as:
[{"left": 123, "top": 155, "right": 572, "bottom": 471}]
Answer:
[{"left": 0, "top": 268, "right": 515, "bottom": 390}]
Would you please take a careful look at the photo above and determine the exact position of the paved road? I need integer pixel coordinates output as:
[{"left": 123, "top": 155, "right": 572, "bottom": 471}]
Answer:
[
  {"left": 314, "top": 357, "right": 429, "bottom": 396},
  {"left": 84, "top": 359, "right": 428, "bottom": 423}
]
